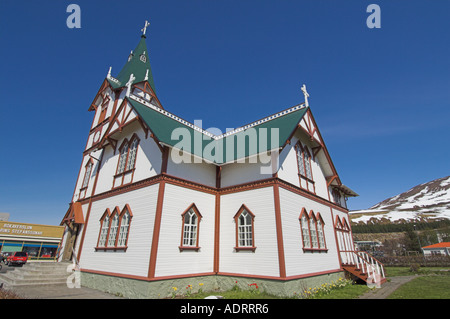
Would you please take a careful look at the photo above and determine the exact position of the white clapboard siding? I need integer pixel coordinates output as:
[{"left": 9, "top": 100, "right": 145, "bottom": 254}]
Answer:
[
  {"left": 333, "top": 210, "right": 354, "bottom": 252},
  {"left": 94, "top": 146, "right": 117, "bottom": 194},
  {"left": 221, "top": 162, "right": 272, "bottom": 188},
  {"left": 91, "top": 87, "right": 114, "bottom": 129},
  {"left": 277, "top": 143, "right": 301, "bottom": 188},
  {"left": 155, "top": 184, "right": 216, "bottom": 277},
  {"left": 72, "top": 151, "right": 103, "bottom": 203},
  {"left": 79, "top": 184, "right": 159, "bottom": 277},
  {"left": 94, "top": 125, "right": 162, "bottom": 195},
  {"left": 86, "top": 123, "right": 108, "bottom": 151},
  {"left": 279, "top": 187, "right": 341, "bottom": 277},
  {"left": 277, "top": 134, "right": 330, "bottom": 201},
  {"left": 166, "top": 156, "right": 216, "bottom": 188},
  {"left": 132, "top": 130, "right": 162, "bottom": 182},
  {"left": 72, "top": 155, "right": 89, "bottom": 203},
  {"left": 108, "top": 100, "right": 139, "bottom": 134},
  {"left": 299, "top": 111, "right": 322, "bottom": 145},
  {"left": 219, "top": 187, "right": 280, "bottom": 277}
]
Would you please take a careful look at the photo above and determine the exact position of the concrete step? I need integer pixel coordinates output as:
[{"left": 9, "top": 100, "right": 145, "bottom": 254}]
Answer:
[
  {"left": 0, "top": 276, "right": 68, "bottom": 287},
  {"left": 0, "top": 262, "right": 73, "bottom": 287}
]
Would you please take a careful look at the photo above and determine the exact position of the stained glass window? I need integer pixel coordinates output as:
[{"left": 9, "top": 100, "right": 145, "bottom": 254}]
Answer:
[
  {"left": 238, "top": 210, "right": 253, "bottom": 247},
  {"left": 297, "top": 146, "right": 306, "bottom": 176},
  {"left": 107, "top": 214, "right": 119, "bottom": 246},
  {"left": 310, "top": 218, "right": 318, "bottom": 248},
  {"left": 126, "top": 138, "right": 139, "bottom": 171},
  {"left": 182, "top": 209, "right": 198, "bottom": 247},
  {"left": 304, "top": 150, "right": 312, "bottom": 179},
  {"left": 317, "top": 219, "right": 325, "bottom": 248},
  {"left": 118, "top": 210, "right": 130, "bottom": 247},
  {"left": 82, "top": 161, "right": 93, "bottom": 189},
  {"left": 98, "top": 216, "right": 109, "bottom": 247},
  {"left": 301, "top": 215, "right": 310, "bottom": 248},
  {"left": 117, "top": 143, "right": 129, "bottom": 174}
]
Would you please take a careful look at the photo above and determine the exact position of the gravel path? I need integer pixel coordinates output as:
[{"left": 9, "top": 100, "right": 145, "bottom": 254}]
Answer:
[{"left": 358, "top": 276, "right": 418, "bottom": 299}]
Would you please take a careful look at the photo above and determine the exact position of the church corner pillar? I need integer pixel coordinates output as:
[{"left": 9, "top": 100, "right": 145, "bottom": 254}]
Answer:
[
  {"left": 148, "top": 176, "right": 166, "bottom": 279},
  {"left": 273, "top": 181, "right": 286, "bottom": 279}
]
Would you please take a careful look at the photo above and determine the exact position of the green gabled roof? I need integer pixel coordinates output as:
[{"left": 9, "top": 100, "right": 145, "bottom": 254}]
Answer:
[
  {"left": 108, "top": 35, "right": 156, "bottom": 93},
  {"left": 128, "top": 97, "right": 308, "bottom": 164}
]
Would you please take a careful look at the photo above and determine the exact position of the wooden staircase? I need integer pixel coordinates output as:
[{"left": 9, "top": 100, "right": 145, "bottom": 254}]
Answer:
[{"left": 340, "top": 250, "right": 386, "bottom": 286}]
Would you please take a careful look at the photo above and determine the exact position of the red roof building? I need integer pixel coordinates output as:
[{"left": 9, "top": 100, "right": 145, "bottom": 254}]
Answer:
[{"left": 422, "top": 242, "right": 450, "bottom": 256}]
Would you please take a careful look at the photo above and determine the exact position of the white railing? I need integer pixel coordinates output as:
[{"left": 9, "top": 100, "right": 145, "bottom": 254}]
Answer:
[{"left": 340, "top": 250, "right": 385, "bottom": 280}]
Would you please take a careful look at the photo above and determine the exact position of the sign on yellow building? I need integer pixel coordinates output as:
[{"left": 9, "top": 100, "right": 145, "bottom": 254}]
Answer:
[
  {"left": 0, "top": 221, "right": 65, "bottom": 260},
  {"left": 0, "top": 221, "right": 64, "bottom": 239}
]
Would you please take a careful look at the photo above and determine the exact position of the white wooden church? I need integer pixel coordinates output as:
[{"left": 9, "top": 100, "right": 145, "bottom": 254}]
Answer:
[{"left": 60, "top": 22, "right": 385, "bottom": 298}]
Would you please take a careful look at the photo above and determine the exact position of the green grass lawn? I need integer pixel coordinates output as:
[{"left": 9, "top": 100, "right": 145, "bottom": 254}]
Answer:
[
  {"left": 188, "top": 289, "right": 285, "bottom": 299},
  {"left": 182, "top": 267, "right": 450, "bottom": 300},
  {"left": 308, "top": 283, "right": 369, "bottom": 299},
  {"left": 385, "top": 266, "right": 450, "bottom": 277},
  {"left": 388, "top": 275, "right": 450, "bottom": 299},
  {"left": 186, "top": 278, "right": 369, "bottom": 300},
  {"left": 384, "top": 266, "right": 450, "bottom": 299}
]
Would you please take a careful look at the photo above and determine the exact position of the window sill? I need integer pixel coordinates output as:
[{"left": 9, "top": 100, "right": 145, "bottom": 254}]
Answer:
[
  {"left": 298, "top": 174, "right": 315, "bottom": 184},
  {"left": 90, "top": 116, "right": 111, "bottom": 132},
  {"left": 95, "top": 246, "right": 128, "bottom": 252},
  {"left": 234, "top": 246, "right": 257, "bottom": 252},
  {"left": 114, "top": 168, "right": 135, "bottom": 178},
  {"left": 79, "top": 187, "right": 88, "bottom": 199},
  {"left": 179, "top": 246, "right": 201, "bottom": 252},
  {"left": 302, "top": 248, "right": 328, "bottom": 253}
]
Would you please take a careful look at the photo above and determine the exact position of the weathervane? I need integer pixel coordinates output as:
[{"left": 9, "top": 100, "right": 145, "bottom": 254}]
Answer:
[
  {"left": 141, "top": 20, "right": 150, "bottom": 36},
  {"left": 301, "top": 84, "right": 310, "bottom": 107}
]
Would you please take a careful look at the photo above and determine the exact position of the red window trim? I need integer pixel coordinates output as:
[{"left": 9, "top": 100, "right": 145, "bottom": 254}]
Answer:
[
  {"left": 95, "top": 208, "right": 111, "bottom": 249},
  {"left": 95, "top": 204, "right": 133, "bottom": 251},
  {"left": 97, "top": 93, "right": 110, "bottom": 124},
  {"left": 332, "top": 188, "right": 346, "bottom": 208},
  {"left": 334, "top": 216, "right": 350, "bottom": 233},
  {"left": 79, "top": 158, "right": 94, "bottom": 199},
  {"left": 234, "top": 204, "right": 256, "bottom": 252},
  {"left": 179, "top": 203, "right": 202, "bottom": 252},
  {"left": 299, "top": 208, "right": 327, "bottom": 253},
  {"left": 113, "top": 134, "right": 140, "bottom": 189},
  {"left": 295, "top": 142, "right": 315, "bottom": 194}
]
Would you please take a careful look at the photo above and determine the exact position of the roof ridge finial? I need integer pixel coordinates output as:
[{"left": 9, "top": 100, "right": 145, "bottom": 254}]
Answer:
[
  {"left": 126, "top": 73, "right": 136, "bottom": 97},
  {"left": 141, "top": 20, "right": 150, "bottom": 38},
  {"left": 301, "top": 84, "right": 310, "bottom": 107}
]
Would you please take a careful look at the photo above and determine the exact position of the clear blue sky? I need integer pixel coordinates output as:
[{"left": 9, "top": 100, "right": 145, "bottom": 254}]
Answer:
[{"left": 0, "top": 1, "right": 449, "bottom": 225}]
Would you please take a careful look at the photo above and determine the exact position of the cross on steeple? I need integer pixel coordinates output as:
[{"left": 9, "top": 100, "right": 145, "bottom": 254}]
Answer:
[
  {"left": 301, "top": 84, "right": 310, "bottom": 107},
  {"left": 141, "top": 20, "right": 150, "bottom": 37}
]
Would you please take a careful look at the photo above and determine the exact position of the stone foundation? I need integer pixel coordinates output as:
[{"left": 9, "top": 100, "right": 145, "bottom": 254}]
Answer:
[{"left": 80, "top": 271, "right": 344, "bottom": 299}]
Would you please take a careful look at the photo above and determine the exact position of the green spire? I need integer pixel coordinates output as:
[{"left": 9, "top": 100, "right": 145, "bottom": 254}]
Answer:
[{"left": 109, "top": 34, "right": 156, "bottom": 93}]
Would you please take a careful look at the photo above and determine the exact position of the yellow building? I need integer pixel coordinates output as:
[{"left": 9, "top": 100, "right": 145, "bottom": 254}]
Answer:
[{"left": 0, "top": 221, "right": 64, "bottom": 261}]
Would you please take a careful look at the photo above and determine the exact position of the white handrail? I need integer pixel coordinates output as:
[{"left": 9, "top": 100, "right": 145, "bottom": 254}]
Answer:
[{"left": 340, "top": 250, "right": 385, "bottom": 280}]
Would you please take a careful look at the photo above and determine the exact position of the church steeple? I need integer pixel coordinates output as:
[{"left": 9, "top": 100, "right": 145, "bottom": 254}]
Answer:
[{"left": 107, "top": 21, "right": 156, "bottom": 93}]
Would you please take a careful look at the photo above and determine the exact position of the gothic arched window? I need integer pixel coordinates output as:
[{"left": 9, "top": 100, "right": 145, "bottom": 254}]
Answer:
[
  {"left": 234, "top": 205, "right": 256, "bottom": 251},
  {"left": 114, "top": 134, "right": 140, "bottom": 188},
  {"left": 179, "top": 204, "right": 202, "bottom": 251}
]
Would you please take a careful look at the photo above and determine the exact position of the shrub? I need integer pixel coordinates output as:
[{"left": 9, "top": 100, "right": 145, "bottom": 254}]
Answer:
[{"left": 409, "top": 263, "right": 420, "bottom": 273}]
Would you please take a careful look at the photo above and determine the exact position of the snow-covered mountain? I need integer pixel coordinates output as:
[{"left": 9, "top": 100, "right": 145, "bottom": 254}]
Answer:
[{"left": 350, "top": 176, "right": 450, "bottom": 224}]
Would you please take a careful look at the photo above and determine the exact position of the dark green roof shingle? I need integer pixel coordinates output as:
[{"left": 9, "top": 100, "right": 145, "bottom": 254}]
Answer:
[
  {"left": 108, "top": 36, "right": 156, "bottom": 93},
  {"left": 128, "top": 97, "right": 307, "bottom": 164}
]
